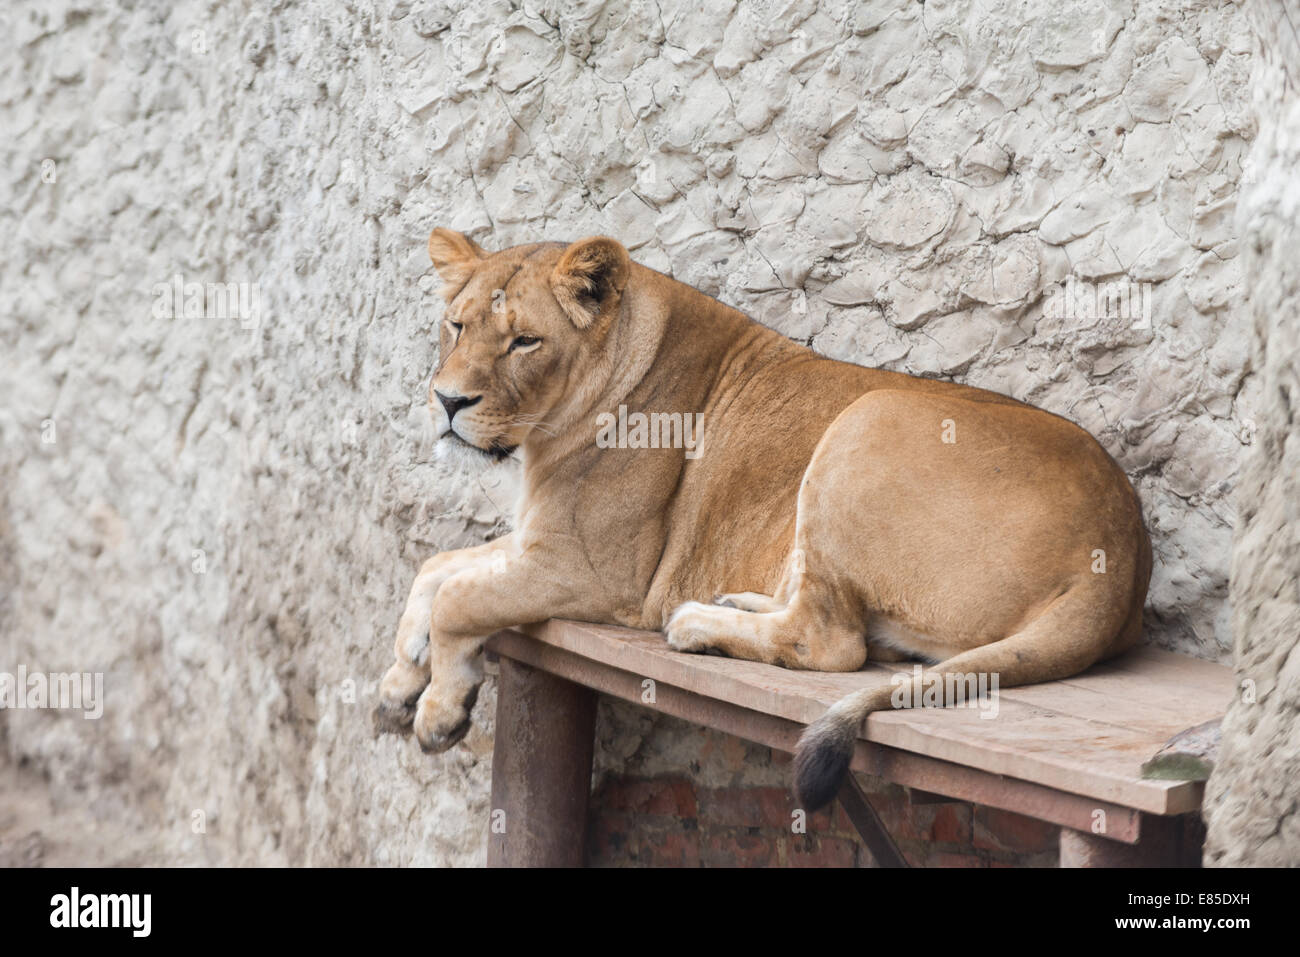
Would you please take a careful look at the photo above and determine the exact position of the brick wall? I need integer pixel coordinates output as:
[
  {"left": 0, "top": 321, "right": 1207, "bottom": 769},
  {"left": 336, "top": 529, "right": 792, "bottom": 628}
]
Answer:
[{"left": 586, "top": 749, "right": 1060, "bottom": 868}]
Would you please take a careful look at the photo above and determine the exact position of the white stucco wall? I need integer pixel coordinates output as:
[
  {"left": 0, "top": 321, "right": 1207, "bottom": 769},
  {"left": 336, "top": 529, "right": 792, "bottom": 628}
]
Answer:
[
  {"left": 0, "top": 0, "right": 1259, "bottom": 864},
  {"left": 1202, "top": 0, "right": 1300, "bottom": 868}
]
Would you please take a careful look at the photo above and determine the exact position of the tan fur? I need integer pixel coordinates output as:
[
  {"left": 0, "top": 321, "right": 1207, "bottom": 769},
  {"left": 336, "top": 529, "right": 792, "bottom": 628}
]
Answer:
[{"left": 376, "top": 231, "right": 1152, "bottom": 806}]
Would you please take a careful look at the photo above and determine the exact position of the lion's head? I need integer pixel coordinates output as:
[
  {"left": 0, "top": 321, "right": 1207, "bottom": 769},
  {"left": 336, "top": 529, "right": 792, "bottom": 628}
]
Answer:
[{"left": 423, "top": 228, "right": 632, "bottom": 460}]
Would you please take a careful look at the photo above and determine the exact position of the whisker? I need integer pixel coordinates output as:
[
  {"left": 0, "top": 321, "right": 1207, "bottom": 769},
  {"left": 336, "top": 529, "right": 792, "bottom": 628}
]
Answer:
[{"left": 504, "top": 415, "right": 561, "bottom": 437}]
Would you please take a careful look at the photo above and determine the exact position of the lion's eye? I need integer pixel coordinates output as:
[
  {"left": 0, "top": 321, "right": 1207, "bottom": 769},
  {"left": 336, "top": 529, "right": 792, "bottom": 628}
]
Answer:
[
  {"left": 448, "top": 321, "right": 463, "bottom": 336},
  {"left": 509, "top": 335, "right": 541, "bottom": 352}
]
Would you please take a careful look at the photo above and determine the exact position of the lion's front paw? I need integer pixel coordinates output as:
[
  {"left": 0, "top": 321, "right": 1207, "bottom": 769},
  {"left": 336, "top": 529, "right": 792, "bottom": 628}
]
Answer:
[
  {"left": 664, "top": 601, "right": 717, "bottom": 654},
  {"left": 413, "top": 682, "right": 481, "bottom": 754},
  {"left": 373, "top": 697, "right": 418, "bottom": 735},
  {"left": 374, "top": 658, "right": 430, "bottom": 736}
]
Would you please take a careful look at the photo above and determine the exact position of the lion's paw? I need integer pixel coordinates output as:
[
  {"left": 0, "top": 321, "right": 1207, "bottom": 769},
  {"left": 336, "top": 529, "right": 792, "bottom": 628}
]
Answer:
[
  {"left": 711, "top": 591, "right": 780, "bottom": 613},
  {"left": 664, "top": 601, "right": 717, "bottom": 654},
  {"left": 374, "top": 658, "right": 430, "bottom": 736},
  {"left": 413, "top": 683, "right": 481, "bottom": 754}
]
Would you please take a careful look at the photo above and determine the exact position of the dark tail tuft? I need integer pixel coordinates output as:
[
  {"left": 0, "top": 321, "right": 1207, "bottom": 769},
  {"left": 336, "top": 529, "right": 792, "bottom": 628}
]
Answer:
[{"left": 792, "top": 712, "right": 858, "bottom": 811}]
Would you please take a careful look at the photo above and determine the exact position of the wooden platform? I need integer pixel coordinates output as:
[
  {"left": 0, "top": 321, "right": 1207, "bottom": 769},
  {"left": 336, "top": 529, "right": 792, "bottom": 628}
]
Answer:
[{"left": 485, "top": 619, "right": 1234, "bottom": 867}]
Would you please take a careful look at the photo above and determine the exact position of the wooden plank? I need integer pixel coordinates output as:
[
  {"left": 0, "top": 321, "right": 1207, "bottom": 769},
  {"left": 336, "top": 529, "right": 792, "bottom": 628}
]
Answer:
[
  {"left": 522, "top": 620, "right": 1232, "bottom": 733},
  {"left": 518, "top": 619, "right": 905, "bottom": 723},
  {"left": 510, "top": 620, "right": 1226, "bottom": 814},
  {"left": 1101, "top": 644, "right": 1236, "bottom": 694},
  {"left": 985, "top": 676, "right": 1230, "bottom": 739},
  {"left": 867, "top": 699, "right": 1205, "bottom": 814},
  {"left": 492, "top": 629, "right": 812, "bottom": 753},
  {"left": 488, "top": 630, "right": 1145, "bottom": 842}
]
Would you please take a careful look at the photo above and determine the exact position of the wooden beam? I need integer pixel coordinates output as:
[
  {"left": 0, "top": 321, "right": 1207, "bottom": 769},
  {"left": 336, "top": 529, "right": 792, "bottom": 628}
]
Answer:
[
  {"left": 838, "top": 775, "right": 909, "bottom": 867},
  {"left": 1060, "top": 815, "right": 1202, "bottom": 867},
  {"left": 907, "top": 788, "right": 960, "bottom": 805}
]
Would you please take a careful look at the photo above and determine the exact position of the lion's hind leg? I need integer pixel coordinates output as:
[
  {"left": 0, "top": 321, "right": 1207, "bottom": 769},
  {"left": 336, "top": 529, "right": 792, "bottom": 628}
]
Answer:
[{"left": 665, "top": 585, "right": 866, "bottom": 672}]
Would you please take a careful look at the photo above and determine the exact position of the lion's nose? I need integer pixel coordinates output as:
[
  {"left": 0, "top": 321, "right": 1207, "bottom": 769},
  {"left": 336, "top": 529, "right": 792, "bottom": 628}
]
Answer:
[{"left": 436, "top": 391, "right": 482, "bottom": 421}]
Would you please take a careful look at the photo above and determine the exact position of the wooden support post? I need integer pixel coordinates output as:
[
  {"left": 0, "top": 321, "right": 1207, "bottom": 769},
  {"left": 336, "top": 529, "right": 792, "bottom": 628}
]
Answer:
[
  {"left": 838, "top": 775, "right": 909, "bottom": 868},
  {"left": 487, "top": 656, "right": 597, "bottom": 867},
  {"left": 1060, "top": 814, "right": 1203, "bottom": 867}
]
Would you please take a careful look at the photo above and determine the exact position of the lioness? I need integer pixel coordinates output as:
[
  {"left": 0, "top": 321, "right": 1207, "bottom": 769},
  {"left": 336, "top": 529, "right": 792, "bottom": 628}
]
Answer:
[{"left": 376, "top": 229, "right": 1152, "bottom": 811}]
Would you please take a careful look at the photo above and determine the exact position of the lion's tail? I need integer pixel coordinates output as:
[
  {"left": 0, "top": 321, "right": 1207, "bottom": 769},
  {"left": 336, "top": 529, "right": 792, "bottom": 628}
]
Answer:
[
  {"left": 793, "top": 584, "right": 1132, "bottom": 811},
  {"left": 792, "top": 685, "right": 891, "bottom": 812}
]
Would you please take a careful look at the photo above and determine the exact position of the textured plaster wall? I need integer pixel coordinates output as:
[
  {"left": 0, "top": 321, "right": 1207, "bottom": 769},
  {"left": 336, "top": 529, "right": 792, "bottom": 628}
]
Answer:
[
  {"left": 1202, "top": 0, "right": 1299, "bottom": 868},
  {"left": 0, "top": 0, "right": 1259, "bottom": 864}
]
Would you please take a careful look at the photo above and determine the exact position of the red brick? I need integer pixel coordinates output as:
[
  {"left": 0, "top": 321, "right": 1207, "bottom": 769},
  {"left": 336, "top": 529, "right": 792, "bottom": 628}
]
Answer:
[
  {"left": 973, "top": 807, "right": 1059, "bottom": 853},
  {"left": 596, "top": 776, "right": 697, "bottom": 818},
  {"left": 644, "top": 828, "right": 701, "bottom": 867},
  {"left": 756, "top": 787, "right": 805, "bottom": 831},
  {"left": 591, "top": 811, "right": 679, "bottom": 868},
  {"left": 900, "top": 846, "right": 929, "bottom": 868},
  {"left": 866, "top": 791, "right": 926, "bottom": 841},
  {"left": 586, "top": 810, "right": 632, "bottom": 866},
  {"left": 698, "top": 786, "right": 759, "bottom": 828},
  {"left": 588, "top": 772, "right": 1055, "bottom": 868},
  {"left": 588, "top": 815, "right": 703, "bottom": 867},
  {"left": 702, "top": 829, "right": 777, "bottom": 868},
  {"left": 928, "top": 803, "right": 973, "bottom": 844},
  {"left": 785, "top": 835, "right": 860, "bottom": 868},
  {"left": 700, "top": 786, "right": 796, "bottom": 830}
]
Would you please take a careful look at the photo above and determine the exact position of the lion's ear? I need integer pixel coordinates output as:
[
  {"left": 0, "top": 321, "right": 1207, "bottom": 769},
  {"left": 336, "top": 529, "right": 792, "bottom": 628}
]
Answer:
[
  {"left": 550, "top": 236, "right": 631, "bottom": 329},
  {"left": 427, "top": 228, "right": 487, "bottom": 299}
]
